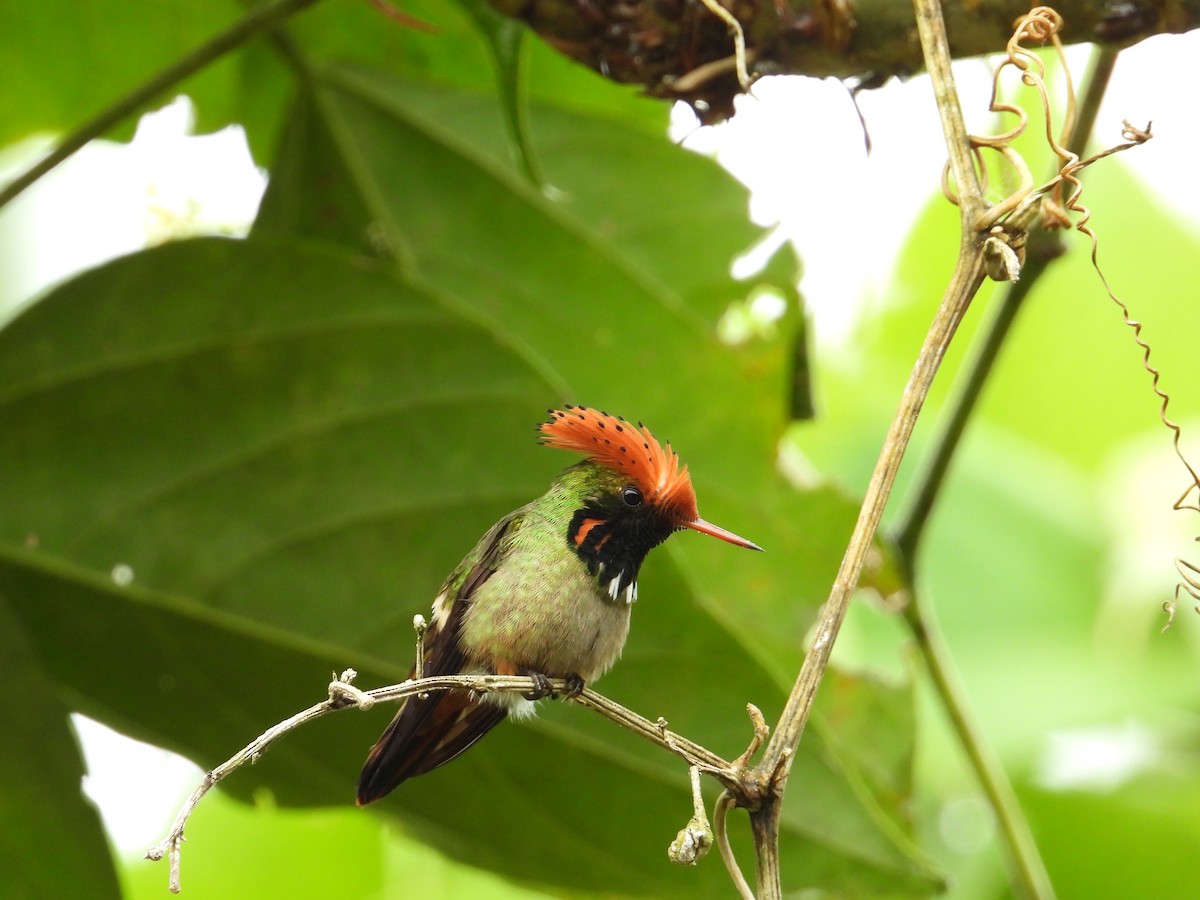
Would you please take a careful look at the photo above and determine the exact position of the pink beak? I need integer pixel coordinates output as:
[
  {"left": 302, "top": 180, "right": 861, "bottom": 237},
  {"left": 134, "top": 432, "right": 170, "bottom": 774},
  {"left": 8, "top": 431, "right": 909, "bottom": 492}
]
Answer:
[{"left": 685, "top": 517, "right": 763, "bottom": 551}]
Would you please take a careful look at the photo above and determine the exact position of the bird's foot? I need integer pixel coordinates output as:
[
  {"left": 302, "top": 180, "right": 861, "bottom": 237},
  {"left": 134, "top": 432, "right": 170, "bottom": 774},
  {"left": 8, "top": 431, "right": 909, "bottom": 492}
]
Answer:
[
  {"left": 520, "top": 671, "right": 554, "bottom": 701},
  {"left": 516, "top": 670, "right": 586, "bottom": 700},
  {"left": 561, "top": 673, "right": 586, "bottom": 698}
]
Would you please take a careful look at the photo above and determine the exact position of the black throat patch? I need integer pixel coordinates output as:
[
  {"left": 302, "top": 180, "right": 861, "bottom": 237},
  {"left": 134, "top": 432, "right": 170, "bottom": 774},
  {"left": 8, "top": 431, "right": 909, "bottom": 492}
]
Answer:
[{"left": 566, "top": 502, "right": 676, "bottom": 604}]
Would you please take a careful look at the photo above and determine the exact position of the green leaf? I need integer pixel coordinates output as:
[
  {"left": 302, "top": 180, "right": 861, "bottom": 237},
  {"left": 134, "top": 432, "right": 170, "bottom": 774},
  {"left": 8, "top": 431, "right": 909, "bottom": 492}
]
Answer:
[
  {"left": 254, "top": 66, "right": 854, "bottom": 678},
  {"left": 0, "top": 599, "right": 120, "bottom": 900},
  {"left": 250, "top": 71, "right": 943, "bottom": 890},
  {"left": 1024, "top": 764, "right": 1200, "bottom": 900},
  {"left": 123, "top": 784, "right": 550, "bottom": 900},
  {"left": 0, "top": 237, "right": 938, "bottom": 895},
  {"left": 121, "top": 793, "right": 387, "bottom": 900},
  {"left": 252, "top": 64, "right": 940, "bottom": 894},
  {"left": 0, "top": 238, "right": 552, "bottom": 654}
]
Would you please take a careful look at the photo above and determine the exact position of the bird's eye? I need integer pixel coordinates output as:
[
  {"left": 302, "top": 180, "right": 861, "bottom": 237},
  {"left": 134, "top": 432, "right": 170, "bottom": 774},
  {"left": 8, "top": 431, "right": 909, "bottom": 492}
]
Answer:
[{"left": 621, "top": 486, "right": 643, "bottom": 508}]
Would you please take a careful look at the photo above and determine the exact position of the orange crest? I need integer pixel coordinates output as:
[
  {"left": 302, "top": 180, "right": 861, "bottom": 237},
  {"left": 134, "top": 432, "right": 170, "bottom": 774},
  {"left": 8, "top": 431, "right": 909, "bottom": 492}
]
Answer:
[{"left": 540, "top": 405, "right": 699, "bottom": 523}]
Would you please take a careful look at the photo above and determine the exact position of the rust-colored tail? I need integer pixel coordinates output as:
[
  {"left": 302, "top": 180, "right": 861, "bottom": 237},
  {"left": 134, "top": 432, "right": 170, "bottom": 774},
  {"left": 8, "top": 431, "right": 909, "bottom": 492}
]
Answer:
[{"left": 356, "top": 689, "right": 507, "bottom": 805}]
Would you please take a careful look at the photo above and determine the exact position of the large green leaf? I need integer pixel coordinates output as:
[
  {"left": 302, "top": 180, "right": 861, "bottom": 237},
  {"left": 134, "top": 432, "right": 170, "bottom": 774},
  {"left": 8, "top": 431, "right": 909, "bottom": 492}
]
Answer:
[
  {"left": 0, "top": 238, "right": 551, "bottom": 658},
  {"left": 254, "top": 66, "right": 857, "bottom": 678},
  {"left": 247, "top": 64, "right": 937, "bottom": 896},
  {"left": 0, "top": 599, "right": 120, "bottom": 900},
  {"left": 250, "top": 69, "right": 943, "bottom": 890},
  {"left": 118, "top": 791, "right": 552, "bottom": 900},
  {"left": 0, "top": 238, "right": 939, "bottom": 895}
]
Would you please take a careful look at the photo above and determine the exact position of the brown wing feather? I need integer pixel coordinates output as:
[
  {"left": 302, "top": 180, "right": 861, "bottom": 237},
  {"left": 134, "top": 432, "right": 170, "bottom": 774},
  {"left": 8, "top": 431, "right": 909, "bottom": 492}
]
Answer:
[{"left": 356, "top": 514, "right": 519, "bottom": 805}]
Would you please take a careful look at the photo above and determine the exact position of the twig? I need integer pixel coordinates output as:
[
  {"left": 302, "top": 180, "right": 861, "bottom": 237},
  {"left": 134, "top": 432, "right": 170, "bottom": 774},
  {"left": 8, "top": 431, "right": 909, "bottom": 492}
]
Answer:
[
  {"left": 733, "top": 703, "right": 769, "bottom": 768},
  {"left": 367, "top": 0, "right": 437, "bottom": 33},
  {"left": 901, "top": 26, "right": 1162, "bottom": 899},
  {"left": 688, "top": 764, "right": 709, "bottom": 827},
  {"left": 670, "top": 51, "right": 760, "bottom": 96},
  {"left": 668, "top": 766, "right": 715, "bottom": 865},
  {"left": 750, "top": 239, "right": 985, "bottom": 897},
  {"left": 914, "top": 0, "right": 986, "bottom": 228},
  {"left": 146, "top": 669, "right": 743, "bottom": 893},
  {"left": 894, "top": 40, "right": 1129, "bottom": 900},
  {"left": 743, "top": 1, "right": 987, "bottom": 896},
  {"left": 714, "top": 789, "right": 755, "bottom": 900},
  {"left": 902, "top": 601, "right": 1055, "bottom": 900},
  {"left": 754, "top": 0, "right": 985, "bottom": 816},
  {"left": 411, "top": 614, "right": 430, "bottom": 697},
  {"left": 1167, "top": 552, "right": 1200, "bottom": 631},
  {"left": 574, "top": 693, "right": 742, "bottom": 787},
  {"left": 0, "top": 0, "right": 323, "bottom": 213},
  {"left": 693, "top": 0, "right": 753, "bottom": 92},
  {"left": 145, "top": 668, "right": 369, "bottom": 893},
  {"left": 895, "top": 45, "right": 1117, "bottom": 557}
]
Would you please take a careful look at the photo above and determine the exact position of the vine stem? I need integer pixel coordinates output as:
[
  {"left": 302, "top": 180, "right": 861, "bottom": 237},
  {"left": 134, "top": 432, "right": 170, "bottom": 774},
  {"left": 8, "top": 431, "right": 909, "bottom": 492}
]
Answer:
[
  {"left": 746, "top": 3, "right": 987, "bottom": 896},
  {"left": 0, "top": 0, "right": 324, "bottom": 213},
  {"left": 750, "top": 248, "right": 986, "bottom": 896},
  {"left": 891, "top": 45, "right": 1119, "bottom": 900},
  {"left": 902, "top": 602, "right": 1056, "bottom": 900},
  {"left": 755, "top": 255, "right": 986, "bottom": 783},
  {"left": 896, "top": 45, "right": 1117, "bottom": 555}
]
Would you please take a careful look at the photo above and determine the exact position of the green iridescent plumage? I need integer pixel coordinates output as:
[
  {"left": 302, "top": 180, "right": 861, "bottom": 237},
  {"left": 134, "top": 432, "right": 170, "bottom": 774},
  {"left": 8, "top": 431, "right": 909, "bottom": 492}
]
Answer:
[{"left": 357, "top": 406, "right": 760, "bottom": 805}]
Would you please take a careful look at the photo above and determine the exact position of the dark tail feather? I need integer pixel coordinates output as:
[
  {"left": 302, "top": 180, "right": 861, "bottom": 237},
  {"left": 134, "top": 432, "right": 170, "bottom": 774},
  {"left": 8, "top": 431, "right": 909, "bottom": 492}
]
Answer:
[{"left": 356, "top": 691, "right": 507, "bottom": 805}]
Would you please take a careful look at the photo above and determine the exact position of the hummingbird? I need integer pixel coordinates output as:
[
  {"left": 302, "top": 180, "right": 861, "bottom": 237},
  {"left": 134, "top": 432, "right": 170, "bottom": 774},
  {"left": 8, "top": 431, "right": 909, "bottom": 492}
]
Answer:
[{"left": 356, "top": 404, "right": 762, "bottom": 805}]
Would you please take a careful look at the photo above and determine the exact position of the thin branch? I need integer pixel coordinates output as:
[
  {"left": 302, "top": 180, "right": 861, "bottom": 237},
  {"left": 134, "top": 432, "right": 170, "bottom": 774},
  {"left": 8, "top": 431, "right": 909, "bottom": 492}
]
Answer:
[
  {"left": 893, "top": 243, "right": 1057, "bottom": 557},
  {"left": 688, "top": 764, "right": 709, "bottom": 824},
  {"left": 750, "top": 794, "right": 784, "bottom": 900},
  {"left": 755, "top": 0, "right": 985, "bottom": 793},
  {"left": 146, "top": 668, "right": 743, "bottom": 893},
  {"left": 914, "top": 0, "right": 987, "bottom": 227},
  {"left": 693, "top": 0, "right": 753, "bottom": 91},
  {"left": 714, "top": 790, "right": 755, "bottom": 900},
  {"left": 751, "top": 247, "right": 986, "bottom": 895},
  {"left": 411, "top": 614, "right": 428, "bottom": 683},
  {"left": 146, "top": 668, "right": 369, "bottom": 893},
  {"left": 894, "top": 44, "right": 1118, "bottom": 556},
  {"left": 572, "top": 692, "right": 742, "bottom": 789},
  {"left": 667, "top": 766, "right": 715, "bottom": 866},
  {"left": 902, "top": 601, "right": 1055, "bottom": 899},
  {"left": 744, "top": 1, "right": 988, "bottom": 895},
  {"left": 892, "top": 35, "right": 1132, "bottom": 900},
  {"left": 0, "top": 0, "right": 324, "bottom": 213},
  {"left": 892, "top": 45, "right": 1124, "bottom": 900},
  {"left": 670, "top": 51, "right": 760, "bottom": 96}
]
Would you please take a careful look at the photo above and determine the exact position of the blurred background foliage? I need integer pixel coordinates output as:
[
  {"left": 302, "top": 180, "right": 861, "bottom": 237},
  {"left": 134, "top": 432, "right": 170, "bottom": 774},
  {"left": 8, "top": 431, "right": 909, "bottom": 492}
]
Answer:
[{"left": 1, "top": 1, "right": 1199, "bottom": 898}]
